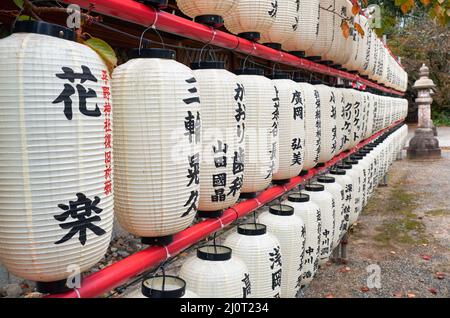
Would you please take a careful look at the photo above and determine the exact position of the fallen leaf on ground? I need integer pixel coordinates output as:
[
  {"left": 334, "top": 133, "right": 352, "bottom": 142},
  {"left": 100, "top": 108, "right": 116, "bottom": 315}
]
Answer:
[
  {"left": 428, "top": 288, "right": 437, "bottom": 295},
  {"left": 390, "top": 251, "right": 396, "bottom": 255},
  {"left": 361, "top": 287, "right": 370, "bottom": 292},
  {"left": 422, "top": 255, "right": 431, "bottom": 261},
  {"left": 324, "top": 293, "right": 334, "bottom": 298},
  {"left": 407, "top": 292, "right": 416, "bottom": 298},
  {"left": 435, "top": 272, "right": 446, "bottom": 280},
  {"left": 339, "top": 266, "right": 351, "bottom": 273},
  {"left": 393, "top": 291, "right": 403, "bottom": 298},
  {"left": 326, "top": 261, "right": 333, "bottom": 266}
]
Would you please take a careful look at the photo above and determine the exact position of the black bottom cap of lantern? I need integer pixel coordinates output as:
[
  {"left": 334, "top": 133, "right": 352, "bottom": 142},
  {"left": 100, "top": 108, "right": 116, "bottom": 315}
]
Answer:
[
  {"left": 141, "top": 235, "right": 173, "bottom": 246},
  {"left": 307, "top": 56, "right": 322, "bottom": 62},
  {"left": 272, "top": 179, "right": 291, "bottom": 185},
  {"left": 137, "top": 0, "right": 168, "bottom": 9},
  {"left": 316, "top": 163, "right": 326, "bottom": 168},
  {"left": 299, "top": 170, "right": 309, "bottom": 176},
  {"left": 289, "top": 51, "right": 306, "bottom": 58},
  {"left": 348, "top": 70, "right": 358, "bottom": 74},
  {"left": 263, "top": 43, "right": 282, "bottom": 50},
  {"left": 320, "top": 60, "right": 333, "bottom": 66},
  {"left": 197, "top": 210, "right": 223, "bottom": 219},
  {"left": 36, "top": 279, "right": 70, "bottom": 294},
  {"left": 239, "top": 192, "right": 257, "bottom": 199},
  {"left": 238, "top": 32, "right": 261, "bottom": 42},
  {"left": 194, "top": 15, "right": 224, "bottom": 28},
  {"left": 361, "top": 75, "right": 369, "bottom": 79},
  {"left": 331, "top": 64, "right": 342, "bottom": 69}
]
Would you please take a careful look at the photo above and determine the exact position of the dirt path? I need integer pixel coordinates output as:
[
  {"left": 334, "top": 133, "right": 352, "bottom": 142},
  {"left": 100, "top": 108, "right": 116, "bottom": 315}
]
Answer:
[{"left": 302, "top": 150, "right": 450, "bottom": 298}]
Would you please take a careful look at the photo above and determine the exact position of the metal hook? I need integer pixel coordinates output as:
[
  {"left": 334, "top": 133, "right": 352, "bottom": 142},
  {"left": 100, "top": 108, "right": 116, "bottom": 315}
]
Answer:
[
  {"left": 138, "top": 11, "right": 165, "bottom": 55},
  {"left": 242, "top": 42, "right": 257, "bottom": 71}
]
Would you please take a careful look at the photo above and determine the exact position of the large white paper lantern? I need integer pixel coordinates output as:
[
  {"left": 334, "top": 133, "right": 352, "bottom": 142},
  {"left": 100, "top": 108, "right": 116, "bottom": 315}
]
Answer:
[
  {"left": 349, "top": 154, "right": 369, "bottom": 217},
  {"left": 260, "top": 0, "right": 299, "bottom": 49},
  {"left": 176, "top": 0, "right": 238, "bottom": 27},
  {"left": 333, "top": 86, "right": 346, "bottom": 154},
  {"left": 237, "top": 69, "right": 278, "bottom": 197},
  {"left": 224, "top": 223, "right": 282, "bottom": 298},
  {"left": 316, "top": 84, "right": 337, "bottom": 163},
  {"left": 322, "top": 0, "right": 347, "bottom": 66},
  {"left": 305, "top": 0, "right": 335, "bottom": 60},
  {"left": 338, "top": 87, "right": 353, "bottom": 151},
  {"left": 348, "top": 89, "right": 363, "bottom": 149},
  {"left": 126, "top": 275, "right": 199, "bottom": 298},
  {"left": 340, "top": 159, "right": 362, "bottom": 226},
  {"left": 317, "top": 176, "right": 344, "bottom": 249},
  {"left": 259, "top": 205, "right": 305, "bottom": 298},
  {"left": 282, "top": 0, "right": 320, "bottom": 57},
  {"left": 272, "top": 75, "right": 305, "bottom": 183},
  {"left": 329, "top": 168, "right": 354, "bottom": 238},
  {"left": 303, "top": 184, "right": 334, "bottom": 265},
  {"left": 342, "top": 13, "right": 362, "bottom": 72},
  {"left": 191, "top": 62, "right": 245, "bottom": 218},
  {"left": 112, "top": 48, "right": 200, "bottom": 245},
  {"left": 364, "top": 93, "right": 375, "bottom": 139},
  {"left": 0, "top": 21, "right": 114, "bottom": 293},
  {"left": 284, "top": 193, "right": 321, "bottom": 287},
  {"left": 298, "top": 82, "right": 321, "bottom": 170},
  {"left": 340, "top": 0, "right": 357, "bottom": 70},
  {"left": 179, "top": 245, "right": 251, "bottom": 298},
  {"left": 223, "top": 0, "right": 278, "bottom": 42}
]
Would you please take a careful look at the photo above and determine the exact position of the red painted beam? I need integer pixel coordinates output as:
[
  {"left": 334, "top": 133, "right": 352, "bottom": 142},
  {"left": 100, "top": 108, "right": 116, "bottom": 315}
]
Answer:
[
  {"left": 46, "top": 120, "right": 404, "bottom": 298},
  {"left": 60, "top": 0, "right": 404, "bottom": 96}
]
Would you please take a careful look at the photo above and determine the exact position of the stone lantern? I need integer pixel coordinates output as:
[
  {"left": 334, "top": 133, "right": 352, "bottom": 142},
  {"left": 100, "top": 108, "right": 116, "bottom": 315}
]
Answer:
[{"left": 407, "top": 64, "right": 441, "bottom": 159}]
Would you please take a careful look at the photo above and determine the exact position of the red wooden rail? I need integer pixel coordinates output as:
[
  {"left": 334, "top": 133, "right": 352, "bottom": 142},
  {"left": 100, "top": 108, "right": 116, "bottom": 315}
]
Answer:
[
  {"left": 46, "top": 120, "right": 404, "bottom": 298},
  {"left": 61, "top": 0, "right": 404, "bottom": 97}
]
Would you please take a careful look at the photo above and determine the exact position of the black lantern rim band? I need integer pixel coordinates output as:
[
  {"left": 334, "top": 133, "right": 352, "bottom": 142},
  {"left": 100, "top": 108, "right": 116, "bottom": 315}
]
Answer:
[
  {"left": 12, "top": 20, "right": 76, "bottom": 42},
  {"left": 141, "top": 275, "right": 186, "bottom": 298},
  {"left": 191, "top": 61, "right": 225, "bottom": 70},
  {"left": 344, "top": 159, "right": 359, "bottom": 165},
  {"left": 336, "top": 163, "right": 352, "bottom": 170},
  {"left": 129, "top": 48, "right": 176, "bottom": 60},
  {"left": 269, "top": 204, "right": 294, "bottom": 216},
  {"left": 317, "top": 176, "right": 336, "bottom": 184},
  {"left": 235, "top": 68, "right": 265, "bottom": 76},
  {"left": 288, "top": 193, "right": 310, "bottom": 203},
  {"left": 237, "top": 223, "right": 267, "bottom": 236},
  {"left": 270, "top": 72, "right": 291, "bottom": 80},
  {"left": 305, "top": 183, "right": 325, "bottom": 192},
  {"left": 330, "top": 169, "right": 346, "bottom": 175},
  {"left": 197, "top": 245, "right": 232, "bottom": 261}
]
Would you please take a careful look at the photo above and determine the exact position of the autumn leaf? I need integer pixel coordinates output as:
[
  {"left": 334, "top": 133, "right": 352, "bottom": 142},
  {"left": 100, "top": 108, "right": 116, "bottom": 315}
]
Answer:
[
  {"left": 422, "top": 254, "right": 431, "bottom": 261},
  {"left": 341, "top": 20, "right": 350, "bottom": 39},
  {"left": 420, "top": 0, "right": 431, "bottom": 6},
  {"left": 361, "top": 286, "right": 370, "bottom": 292},
  {"left": 82, "top": 36, "right": 117, "bottom": 74},
  {"left": 352, "top": 3, "right": 360, "bottom": 16},
  {"left": 17, "top": 15, "right": 35, "bottom": 21},
  {"left": 428, "top": 288, "right": 437, "bottom": 294},
  {"left": 13, "top": 0, "right": 24, "bottom": 9},
  {"left": 354, "top": 22, "right": 365, "bottom": 37}
]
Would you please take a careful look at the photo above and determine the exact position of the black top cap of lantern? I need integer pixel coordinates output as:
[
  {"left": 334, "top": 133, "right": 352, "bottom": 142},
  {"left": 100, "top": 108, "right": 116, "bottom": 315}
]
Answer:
[
  {"left": 305, "top": 184, "right": 325, "bottom": 192},
  {"left": 130, "top": 48, "right": 176, "bottom": 60},
  {"left": 197, "top": 245, "right": 232, "bottom": 261},
  {"left": 137, "top": 0, "right": 168, "bottom": 9},
  {"left": 270, "top": 72, "right": 291, "bottom": 80},
  {"left": 12, "top": 20, "right": 76, "bottom": 42},
  {"left": 330, "top": 169, "right": 346, "bottom": 175},
  {"left": 288, "top": 193, "right": 310, "bottom": 203},
  {"left": 191, "top": 61, "right": 225, "bottom": 70},
  {"left": 317, "top": 176, "right": 336, "bottom": 184},
  {"left": 360, "top": 149, "right": 371, "bottom": 154},
  {"left": 237, "top": 223, "right": 267, "bottom": 236},
  {"left": 336, "top": 163, "right": 352, "bottom": 170},
  {"left": 269, "top": 205, "right": 294, "bottom": 216},
  {"left": 141, "top": 275, "right": 186, "bottom": 298},
  {"left": 311, "top": 80, "right": 323, "bottom": 85},
  {"left": 350, "top": 154, "right": 364, "bottom": 161},
  {"left": 235, "top": 68, "right": 265, "bottom": 76},
  {"left": 344, "top": 159, "right": 358, "bottom": 165}
]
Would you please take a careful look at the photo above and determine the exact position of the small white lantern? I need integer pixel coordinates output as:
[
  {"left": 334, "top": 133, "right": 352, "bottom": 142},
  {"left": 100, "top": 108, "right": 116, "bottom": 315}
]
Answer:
[
  {"left": 329, "top": 168, "right": 354, "bottom": 238},
  {"left": 0, "top": 21, "right": 114, "bottom": 293},
  {"left": 224, "top": 0, "right": 278, "bottom": 42},
  {"left": 303, "top": 184, "right": 335, "bottom": 265},
  {"left": 316, "top": 84, "right": 338, "bottom": 163},
  {"left": 176, "top": 0, "right": 238, "bottom": 27},
  {"left": 125, "top": 275, "right": 199, "bottom": 298},
  {"left": 272, "top": 74, "right": 305, "bottom": 183},
  {"left": 317, "top": 176, "right": 344, "bottom": 249},
  {"left": 259, "top": 205, "right": 305, "bottom": 298},
  {"left": 339, "top": 159, "right": 363, "bottom": 226},
  {"left": 333, "top": 86, "right": 346, "bottom": 154},
  {"left": 191, "top": 61, "right": 245, "bottom": 218},
  {"left": 224, "top": 223, "right": 282, "bottom": 298},
  {"left": 284, "top": 193, "right": 321, "bottom": 287},
  {"left": 179, "top": 245, "right": 252, "bottom": 298},
  {"left": 298, "top": 82, "right": 321, "bottom": 170},
  {"left": 237, "top": 68, "right": 278, "bottom": 197},
  {"left": 112, "top": 48, "right": 201, "bottom": 245}
]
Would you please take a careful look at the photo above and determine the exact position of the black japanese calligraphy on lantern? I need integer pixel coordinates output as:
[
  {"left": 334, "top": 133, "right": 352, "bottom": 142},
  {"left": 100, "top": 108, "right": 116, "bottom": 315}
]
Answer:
[
  {"left": 184, "top": 111, "right": 201, "bottom": 144},
  {"left": 292, "top": 90, "right": 304, "bottom": 121},
  {"left": 228, "top": 176, "right": 243, "bottom": 197},
  {"left": 271, "top": 86, "right": 280, "bottom": 138},
  {"left": 182, "top": 190, "right": 198, "bottom": 218},
  {"left": 291, "top": 137, "right": 303, "bottom": 166},
  {"left": 53, "top": 66, "right": 101, "bottom": 120},
  {"left": 234, "top": 83, "right": 246, "bottom": 145},
  {"left": 211, "top": 189, "right": 226, "bottom": 202},
  {"left": 186, "top": 153, "right": 200, "bottom": 187},
  {"left": 314, "top": 90, "right": 321, "bottom": 162},
  {"left": 242, "top": 273, "right": 251, "bottom": 298},
  {"left": 54, "top": 193, "right": 105, "bottom": 246},
  {"left": 271, "top": 269, "right": 282, "bottom": 290},
  {"left": 269, "top": 246, "right": 282, "bottom": 270},
  {"left": 353, "top": 101, "right": 361, "bottom": 141},
  {"left": 213, "top": 140, "right": 228, "bottom": 168},
  {"left": 265, "top": 142, "right": 277, "bottom": 179},
  {"left": 212, "top": 173, "right": 227, "bottom": 188},
  {"left": 268, "top": 0, "right": 278, "bottom": 18},
  {"left": 232, "top": 147, "right": 245, "bottom": 175}
]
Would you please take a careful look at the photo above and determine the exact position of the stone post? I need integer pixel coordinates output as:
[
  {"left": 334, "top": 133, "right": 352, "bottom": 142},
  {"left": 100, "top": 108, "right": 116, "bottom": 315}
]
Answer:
[{"left": 407, "top": 64, "right": 441, "bottom": 159}]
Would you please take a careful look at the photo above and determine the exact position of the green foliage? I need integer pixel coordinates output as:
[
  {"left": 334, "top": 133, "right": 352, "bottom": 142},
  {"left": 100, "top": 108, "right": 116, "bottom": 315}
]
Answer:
[{"left": 432, "top": 111, "right": 450, "bottom": 127}]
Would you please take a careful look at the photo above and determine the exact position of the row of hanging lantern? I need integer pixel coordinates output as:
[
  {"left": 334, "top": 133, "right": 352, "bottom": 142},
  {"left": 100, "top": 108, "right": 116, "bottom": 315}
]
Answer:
[
  {"left": 135, "top": 123, "right": 408, "bottom": 299},
  {"left": 0, "top": 20, "right": 408, "bottom": 295},
  {"left": 175, "top": 0, "right": 408, "bottom": 92}
]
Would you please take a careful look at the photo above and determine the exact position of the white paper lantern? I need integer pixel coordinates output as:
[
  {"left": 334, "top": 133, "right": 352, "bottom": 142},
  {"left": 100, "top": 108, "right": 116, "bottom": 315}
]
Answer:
[
  {"left": 338, "top": 87, "right": 353, "bottom": 151},
  {"left": 333, "top": 87, "right": 346, "bottom": 154},
  {"left": 355, "top": 15, "right": 370, "bottom": 73},
  {"left": 224, "top": 223, "right": 282, "bottom": 298},
  {"left": 223, "top": 0, "right": 278, "bottom": 42},
  {"left": 329, "top": 168, "right": 354, "bottom": 238},
  {"left": 191, "top": 62, "right": 245, "bottom": 217},
  {"left": 126, "top": 275, "right": 199, "bottom": 298},
  {"left": 340, "top": 0, "right": 357, "bottom": 69},
  {"left": 0, "top": 21, "right": 114, "bottom": 293},
  {"left": 259, "top": 205, "right": 305, "bottom": 298},
  {"left": 322, "top": 0, "right": 347, "bottom": 65},
  {"left": 176, "top": 0, "right": 238, "bottom": 27},
  {"left": 284, "top": 193, "right": 321, "bottom": 287},
  {"left": 112, "top": 48, "right": 200, "bottom": 244},
  {"left": 180, "top": 245, "right": 251, "bottom": 298},
  {"left": 303, "top": 184, "right": 334, "bottom": 265},
  {"left": 260, "top": 0, "right": 299, "bottom": 48},
  {"left": 305, "top": 0, "right": 335, "bottom": 60},
  {"left": 364, "top": 93, "right": 375, "bottom": 139},
  {"left": 317, "top": 176, "right": 344, "bottom": 249},
  {"left": 349, "top": 153, "right": 369, "bottom": 216},
  {"left": 316, "top": 84, "right": 337, "bottom": 163},
  {"left": 299, "top": 82, "right": 321, "bottom": 170},
  {"left": 237, "top": 69, "right": 278, "bottom": 197},
  {"left": 342, "top": 13, "right": 362, "bottom": 72},
  {"left": 341, "top": 159, "right": 363, "bottom": 226},
  {"left": 348, "top": 89, "right": 363, "bottom": 149},
  {"left": 272, "top": 75, "right": 305, "bottom": 182},
  {"left": 282, "top": 0, "right": 320, "bottom": 57}
]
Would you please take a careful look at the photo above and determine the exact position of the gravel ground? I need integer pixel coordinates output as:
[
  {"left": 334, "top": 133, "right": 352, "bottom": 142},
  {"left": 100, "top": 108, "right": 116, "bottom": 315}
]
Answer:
[{"left": 301, "top": 150, "right": 450, "bottom": 298}]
